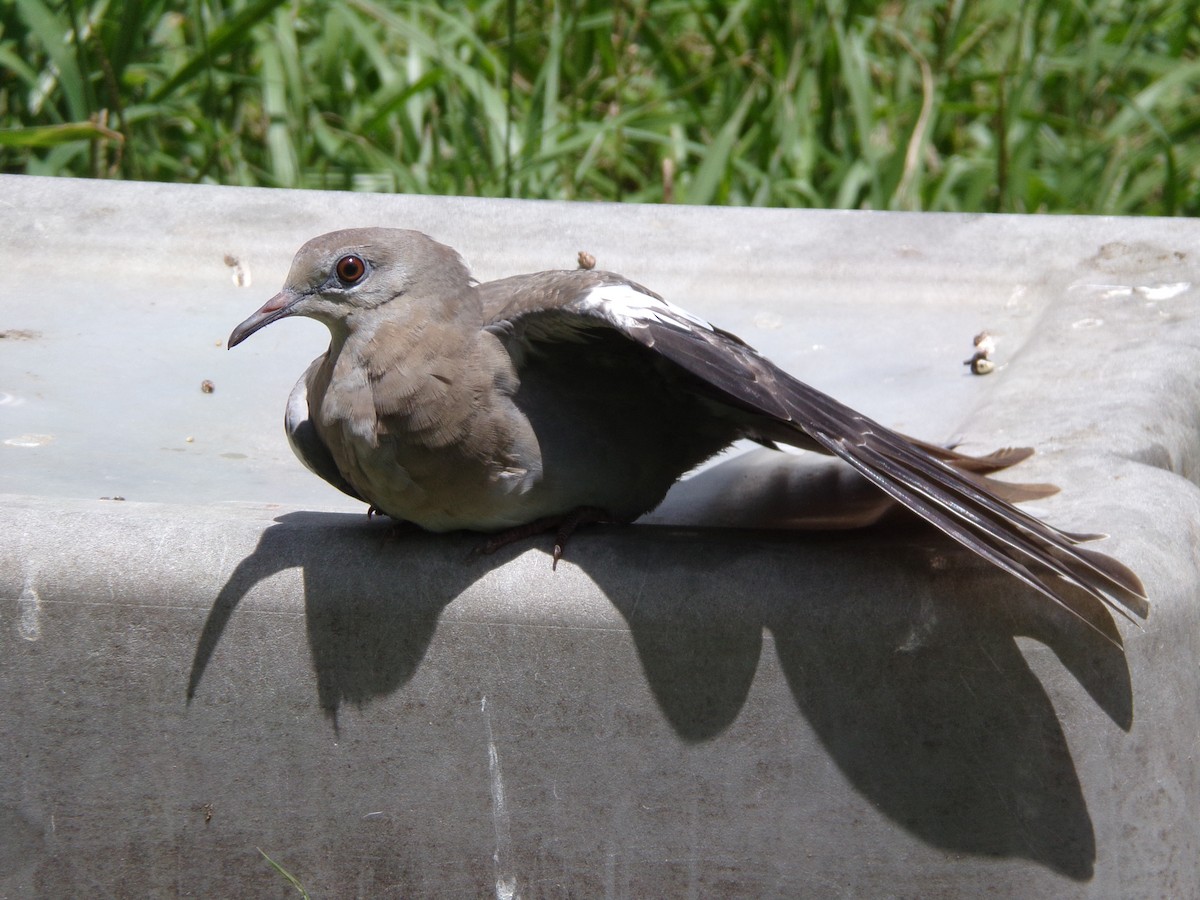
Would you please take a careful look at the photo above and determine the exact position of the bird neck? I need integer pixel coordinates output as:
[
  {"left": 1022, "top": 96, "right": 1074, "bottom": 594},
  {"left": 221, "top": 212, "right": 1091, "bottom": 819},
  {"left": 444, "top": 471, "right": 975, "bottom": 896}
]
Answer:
[{"left": 322, "top": 291, "right": 487, "bottom": 393}]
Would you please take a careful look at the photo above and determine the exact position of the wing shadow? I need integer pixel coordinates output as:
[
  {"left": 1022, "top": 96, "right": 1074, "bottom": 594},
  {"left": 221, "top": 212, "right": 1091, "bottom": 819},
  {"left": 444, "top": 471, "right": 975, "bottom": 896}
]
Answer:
[{"left": 572, "top": 524, "right": 1130, "bottom": 881}]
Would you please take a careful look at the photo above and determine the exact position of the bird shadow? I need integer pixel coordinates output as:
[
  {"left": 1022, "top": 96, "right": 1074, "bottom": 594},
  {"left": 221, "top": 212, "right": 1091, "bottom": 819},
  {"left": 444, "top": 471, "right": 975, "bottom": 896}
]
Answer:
[
  {"left": 190, "top": 506, "right": 1131, "bottom": 881},
  {"left": 187, "top": 511, "right": 492, "bottom": 719},
  {"left": 573, "top": 525, "right": 1131, "bottom": 880}
]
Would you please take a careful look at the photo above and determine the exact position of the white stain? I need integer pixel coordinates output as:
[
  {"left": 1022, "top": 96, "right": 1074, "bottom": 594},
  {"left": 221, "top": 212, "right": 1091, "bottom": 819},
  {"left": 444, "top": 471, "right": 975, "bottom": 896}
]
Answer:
[
  {"left": 19, "top": 576, "right": 41, "bottom": 641},
  {"left": 4, "top": 433, "right": 54, "bottom": 448},
  {"left": 1074, "top": 283, "right": 1133, "bottom": 299},
  {"left": 897, "top": 593, "right": 936, "bottom": 652},
  {"left": 1137, "top": 282, "right": 1190, "bottom": 301},
  {"left": 1005, "top": 284, "right": 1033, "bottom": 316},
  {"left": 1069, "top": 280, "right": 1192, "bottom": 302},
  {"left": 753, "top": 311, "right": 783, "bottom": 330},
  {"left": 481, "top": 697, "right": 519, "bottom": 900},
  {"left": 0, "top": 392, "right": 26, "bottom": 407}
]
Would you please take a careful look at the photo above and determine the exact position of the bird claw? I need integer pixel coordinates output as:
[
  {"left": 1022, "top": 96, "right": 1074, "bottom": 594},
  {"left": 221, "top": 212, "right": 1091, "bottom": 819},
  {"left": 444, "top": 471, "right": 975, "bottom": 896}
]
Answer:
[
  {"left": 483, "top": 507, "right": 611, "bottom": 569},
  {"left": 366, "top": 509, "right": 421, "bottom": 547}
]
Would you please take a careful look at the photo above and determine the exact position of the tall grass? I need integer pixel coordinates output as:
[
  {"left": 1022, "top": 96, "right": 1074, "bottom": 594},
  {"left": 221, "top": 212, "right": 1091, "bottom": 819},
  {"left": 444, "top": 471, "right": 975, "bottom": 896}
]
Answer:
[{"left": 1, "top": 0, "right": 1197, "bottom": 214}]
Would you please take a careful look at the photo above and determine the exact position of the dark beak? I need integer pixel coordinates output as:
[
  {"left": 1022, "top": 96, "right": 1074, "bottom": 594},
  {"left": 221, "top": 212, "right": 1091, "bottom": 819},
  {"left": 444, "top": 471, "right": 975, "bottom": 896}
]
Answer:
[{"left": 227, "top": 289, "right": 301, "bottom": 348}]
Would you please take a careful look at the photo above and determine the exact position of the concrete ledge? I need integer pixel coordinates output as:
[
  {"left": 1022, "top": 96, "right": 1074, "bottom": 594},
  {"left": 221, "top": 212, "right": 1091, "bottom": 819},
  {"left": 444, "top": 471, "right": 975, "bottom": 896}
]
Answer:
[{"left": 1, "top": 175, "right": 1198, "bottom": 896}]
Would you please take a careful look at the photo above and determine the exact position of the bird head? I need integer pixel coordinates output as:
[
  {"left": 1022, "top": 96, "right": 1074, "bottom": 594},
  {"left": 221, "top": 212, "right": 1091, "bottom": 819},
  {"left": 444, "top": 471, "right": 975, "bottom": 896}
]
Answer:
[{"left": 228, "top": 228, "right": 473, "bottom": 348}]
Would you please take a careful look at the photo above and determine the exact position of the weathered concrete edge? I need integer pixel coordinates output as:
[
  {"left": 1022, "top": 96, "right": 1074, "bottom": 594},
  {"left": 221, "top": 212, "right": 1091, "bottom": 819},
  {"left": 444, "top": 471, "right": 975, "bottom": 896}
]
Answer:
[{"left": 3, "top": 175, "right": 1200, "bottom": 895}]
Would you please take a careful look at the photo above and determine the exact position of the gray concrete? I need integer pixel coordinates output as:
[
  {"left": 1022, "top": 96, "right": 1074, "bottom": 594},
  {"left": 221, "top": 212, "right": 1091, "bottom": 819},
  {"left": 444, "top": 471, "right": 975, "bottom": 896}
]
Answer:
[{"left": 1, "top": 174, "right": 1197, "bottom": 897}]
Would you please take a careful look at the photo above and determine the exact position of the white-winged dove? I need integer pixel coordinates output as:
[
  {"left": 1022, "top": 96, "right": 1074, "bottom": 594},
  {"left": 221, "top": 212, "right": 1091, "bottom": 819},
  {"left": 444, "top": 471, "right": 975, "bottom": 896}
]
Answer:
[{"left": 229, "top": 228, "right": 1148, "bottom": 641}]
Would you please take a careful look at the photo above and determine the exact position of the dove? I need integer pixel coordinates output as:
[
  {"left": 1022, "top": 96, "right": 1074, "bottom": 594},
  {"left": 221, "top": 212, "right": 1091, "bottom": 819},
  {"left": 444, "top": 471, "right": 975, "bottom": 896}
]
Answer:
[{"left": 229, "top": 228, "right": 1147, "bottom": 641}]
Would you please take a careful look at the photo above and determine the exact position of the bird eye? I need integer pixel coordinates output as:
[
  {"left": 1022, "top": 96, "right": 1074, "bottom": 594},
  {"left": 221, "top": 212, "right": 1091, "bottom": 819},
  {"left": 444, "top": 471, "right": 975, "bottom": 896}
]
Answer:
[{"left": 335, "top": 255, "right": 367, "bottom": 285}]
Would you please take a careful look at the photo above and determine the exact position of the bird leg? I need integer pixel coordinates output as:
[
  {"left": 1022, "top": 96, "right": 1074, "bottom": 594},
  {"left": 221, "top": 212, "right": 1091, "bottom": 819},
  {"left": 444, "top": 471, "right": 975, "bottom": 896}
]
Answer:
[
  {"left": 364, "top": 507, "right": 425, "bottom": 546},
  {"left": 482, "top": 506, "right": 613, "bottom": 570}
]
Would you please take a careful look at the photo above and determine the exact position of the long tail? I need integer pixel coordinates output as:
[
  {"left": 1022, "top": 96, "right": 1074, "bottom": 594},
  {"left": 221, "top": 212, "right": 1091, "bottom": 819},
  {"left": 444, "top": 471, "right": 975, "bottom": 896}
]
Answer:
[{"left": 779, "top": 379, "right": 1148, "bottom": 642}]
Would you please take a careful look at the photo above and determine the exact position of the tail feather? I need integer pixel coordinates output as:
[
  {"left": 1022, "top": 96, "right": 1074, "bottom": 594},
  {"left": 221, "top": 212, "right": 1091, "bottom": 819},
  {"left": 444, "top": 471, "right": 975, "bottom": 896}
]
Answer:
[
  {"left": 760, "top": 368, "right": 1149, "bottom": 638},
  {"left": 804, "top": 420, "right": 1148, "bottom": 634}
]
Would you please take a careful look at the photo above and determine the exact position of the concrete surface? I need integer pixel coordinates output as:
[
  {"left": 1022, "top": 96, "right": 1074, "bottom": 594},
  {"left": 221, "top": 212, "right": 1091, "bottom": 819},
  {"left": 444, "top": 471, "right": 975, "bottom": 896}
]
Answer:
[{"left": 1, "top": 174, "right": 1198, "bottom": 897}]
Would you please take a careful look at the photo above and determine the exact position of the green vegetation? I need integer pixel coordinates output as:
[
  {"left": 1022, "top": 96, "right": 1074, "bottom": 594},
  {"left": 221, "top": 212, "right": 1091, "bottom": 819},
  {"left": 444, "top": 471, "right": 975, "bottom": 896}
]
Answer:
[
  {"left": 2, "top": 0, "right": 1197, "bottom": 214},
  {"left": 257, "top": 847, "right": 311, "bottom": 899}
]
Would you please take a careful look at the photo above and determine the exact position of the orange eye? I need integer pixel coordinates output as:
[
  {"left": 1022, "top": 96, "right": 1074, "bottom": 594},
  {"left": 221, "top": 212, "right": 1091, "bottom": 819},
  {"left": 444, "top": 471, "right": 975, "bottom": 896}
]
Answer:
[{"left": 335, "top": 254, "right": 366, "bottom": 284}]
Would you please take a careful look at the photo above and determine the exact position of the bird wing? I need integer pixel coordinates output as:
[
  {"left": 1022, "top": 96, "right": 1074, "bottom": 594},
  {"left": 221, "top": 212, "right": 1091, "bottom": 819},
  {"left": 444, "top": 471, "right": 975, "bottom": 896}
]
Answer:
[
  {"left": 285, "top": 356, "right": 365, "bottom": 503},
  {"left": 482, "top": 270, "right": 1148, "bottom": 641}
]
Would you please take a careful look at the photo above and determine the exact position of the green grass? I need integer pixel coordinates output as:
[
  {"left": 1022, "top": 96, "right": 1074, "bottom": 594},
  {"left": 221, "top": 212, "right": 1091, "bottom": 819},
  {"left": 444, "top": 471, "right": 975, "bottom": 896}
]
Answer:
[
  {"left": 257, "top": 847, "right": 311, "bottom": 899},
  {"left": 2, "top": 0, "right": 1197, "bottom": 214}
]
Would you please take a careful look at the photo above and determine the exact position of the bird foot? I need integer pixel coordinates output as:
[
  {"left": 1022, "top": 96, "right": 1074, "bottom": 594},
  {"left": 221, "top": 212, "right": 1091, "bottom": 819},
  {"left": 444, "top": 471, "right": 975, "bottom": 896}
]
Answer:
[
  {"left": 482, "top": 507, "right": 612, "bottom": 570},
  {"left": 365, "top": 506, "right": 422, "bottom": 544}
]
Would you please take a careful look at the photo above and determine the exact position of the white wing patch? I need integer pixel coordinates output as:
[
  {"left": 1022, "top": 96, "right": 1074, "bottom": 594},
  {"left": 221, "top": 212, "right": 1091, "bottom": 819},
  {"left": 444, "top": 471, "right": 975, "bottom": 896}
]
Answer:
[{"left": 578, "top": 283, "right": 717, "bottom": 333}]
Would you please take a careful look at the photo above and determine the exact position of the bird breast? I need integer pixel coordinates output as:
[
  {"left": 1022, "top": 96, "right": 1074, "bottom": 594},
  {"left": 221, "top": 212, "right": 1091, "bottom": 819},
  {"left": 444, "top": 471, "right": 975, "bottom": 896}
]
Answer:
[{"left": 306, "top": 329, "right": 545, "bottom": 531}]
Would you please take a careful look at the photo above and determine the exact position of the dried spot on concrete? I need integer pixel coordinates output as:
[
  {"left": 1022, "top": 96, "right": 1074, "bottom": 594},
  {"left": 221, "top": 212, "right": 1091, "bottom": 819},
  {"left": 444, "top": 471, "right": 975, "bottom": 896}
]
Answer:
[
  {"left": 224, "top": 254, "right": 252, "bottom": 288},
  {"left": 1089, "top": 241, "right": 1188, "bottom": 276}
]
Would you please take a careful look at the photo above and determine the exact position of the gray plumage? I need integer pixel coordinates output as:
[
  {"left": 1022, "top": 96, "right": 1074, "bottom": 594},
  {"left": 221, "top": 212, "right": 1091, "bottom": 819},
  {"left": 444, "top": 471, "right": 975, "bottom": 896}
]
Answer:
[{"left": 229, "top": 227, "right": 1148, "bottom": 642}]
